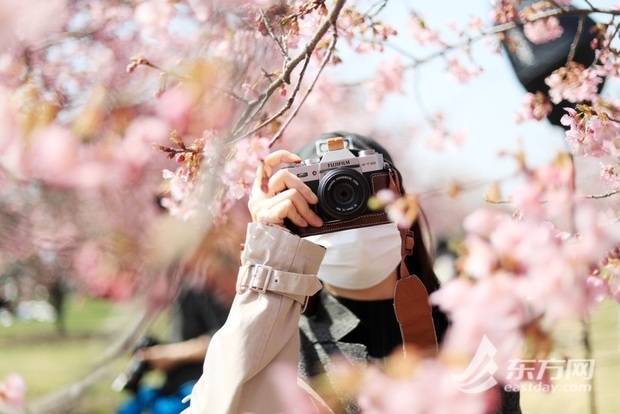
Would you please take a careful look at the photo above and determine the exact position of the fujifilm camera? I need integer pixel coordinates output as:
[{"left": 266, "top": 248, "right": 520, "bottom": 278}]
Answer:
[{"left": 282, "top": 137, "right": 400, "bottom": 237}]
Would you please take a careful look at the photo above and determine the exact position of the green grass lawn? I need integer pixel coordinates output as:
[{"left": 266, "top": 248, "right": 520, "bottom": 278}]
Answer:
[
  {"left": 1, "top": 296, "right": 619, "bottom": 413},
  {"left": 521, "top": 300, "right": 620, "bottom": 414},
  {"left": 0, "top": 297, "right": 165, "bottom": 414}
]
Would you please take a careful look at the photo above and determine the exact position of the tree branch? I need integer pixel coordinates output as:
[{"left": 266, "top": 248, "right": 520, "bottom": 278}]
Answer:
[
  {"left": 259, "top": 9, "right": 290, "bottom": 61},
  {"left": 567, "top": 15, "right": 585, "bottom": 63},
  {"left": 232, "top": 51, "right": 312, "bottom": 143},
  {"left": 403, "top": 6, "right": 620, "bottom": 71},
  {"left": 584, "top": 189, "right": 620, "bottom": 199},
  {"left": 268, "top": 28, "right": 339, "bottom": 148},
  {"left": 230, "top": 0, "right": 347, "bottom": 140}
]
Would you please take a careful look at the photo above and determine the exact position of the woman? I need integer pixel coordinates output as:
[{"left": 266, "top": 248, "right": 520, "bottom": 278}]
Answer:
[{"left": 186, "top": 132, "right": 519, "bottom": 413}]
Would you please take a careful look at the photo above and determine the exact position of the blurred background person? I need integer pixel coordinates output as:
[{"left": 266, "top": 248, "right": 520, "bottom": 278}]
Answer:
[{"left": 115, "top": 204, "right": 246, "bottom": 414}]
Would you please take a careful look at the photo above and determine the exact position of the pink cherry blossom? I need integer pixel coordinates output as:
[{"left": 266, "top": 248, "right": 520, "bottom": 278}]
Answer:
[
  {"left": 353, "top": 360, "right": 495, "bottom": 414},
  {"left": 515, "top": 92, "right": 552, "bottom": 123},
  {"left": 462, "top": 235, "right": 498, "bottom": 278},
  {"left": 424, "top": 112, "right": 467, "bottom": 150},
  {"left": 368, "top": 57, "right": 406, "bottom": 110},
  {"left": 510, "top": 158, "right": 573, "bottom": 219},
  {"left": 0, "top": 373, "right": 26, "bottom": 409},
  {"left": 446, "top": 57, "right": 483, "bottom": 84},
  {"left": 586, "top": 275, "right": 609, "bottom": 304},
  {"left": 0, "top": 0, "right": 67, "bottom": 51},
  {"left": 268, "top": 365, "right": 319, "bottom": 414},
  {"left": 115, "top": 117, "right": 170, "bottom": 178},
  {"left": 545, "top": 63, "right": 602, "bottom": 104},
  {"left": 600, "top": 164, "right": 620, "bottom": 189},
  {"left": 221, "top": 136, "right": 270, "bottom": 205},
  {"left": 524, "top": 17, "right": 563, "bottom": 45},
  {"left": 0, "top": 87, "right": 16, "bottom": 137},
  {"left": 409, "top": 14, "right": 442, "bottom": 46},
  {"left": 156, "top": 87, "right": 194, "bottom": 133},
  {"left": 23, "top": 125, "right": 79, "bottom": 186},
  {"left": 375, "top": 188, "right": 398, "bottom": 205},
  {"left": 133, "top": 0, "right": 175, "bottom": 39},
  {"left": 608, "top": 274, "right": 620, "bottom": 303},
  {"left": 560, "top": 107, "right": 620, "bottom": 157},
  {"left": 2, "top": 2, "right": 620, "bottom": 410},
  {"left": 463, "top": 208, "right": 505, "bottom": 238}
]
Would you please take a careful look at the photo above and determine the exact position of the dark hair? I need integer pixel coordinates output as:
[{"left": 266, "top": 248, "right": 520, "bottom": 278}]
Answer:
[{"left": 298, "top": 131, "right": 449, "bottom": 343}]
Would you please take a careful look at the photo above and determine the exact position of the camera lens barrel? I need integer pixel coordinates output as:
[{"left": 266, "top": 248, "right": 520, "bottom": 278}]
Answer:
[{"left": 318, "top": 168, "right": 369, "bottom": 220}]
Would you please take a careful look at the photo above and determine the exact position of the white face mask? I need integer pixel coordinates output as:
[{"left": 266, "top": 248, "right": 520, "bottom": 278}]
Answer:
[{"left": 304, "top": 222, "right": 402, "bottom": 290}]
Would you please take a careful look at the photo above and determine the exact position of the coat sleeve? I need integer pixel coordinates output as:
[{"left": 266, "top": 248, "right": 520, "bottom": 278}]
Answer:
[{"left": 184, "top": 223, "right": 326, "bottom": 414}]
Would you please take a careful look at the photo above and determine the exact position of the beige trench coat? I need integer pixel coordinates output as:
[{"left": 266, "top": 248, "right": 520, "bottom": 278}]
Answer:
[{"left": 184, "top": 223, "right": 329, "bottom": 414}]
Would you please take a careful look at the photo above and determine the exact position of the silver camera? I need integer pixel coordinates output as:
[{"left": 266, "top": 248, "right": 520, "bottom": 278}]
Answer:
[{"left": 282, "top": 137, "right": 397, "bottom": 236}]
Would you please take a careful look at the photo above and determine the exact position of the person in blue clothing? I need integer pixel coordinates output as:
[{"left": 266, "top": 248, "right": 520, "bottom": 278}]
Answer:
[
  {"left": 117, "top": 196, "right": 244, "bottom": 414},
  {"left": 117, "top": 285, "right": 231, "bottom": 414}
]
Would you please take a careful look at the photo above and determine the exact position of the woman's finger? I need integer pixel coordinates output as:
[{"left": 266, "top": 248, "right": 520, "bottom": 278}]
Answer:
[
  {"left": 252, "top": 160, "right": 268, "bottom": 196},
  {"left": 267, "top": 169, "right": 318, "bottom": 204},
  {"left": 262, "top": 150, "right": 302, "bottom": 177},
  {"left": 270, "top": 189, "right": 323, "bottom": 227},
  {"left": 262, "top": 199, "right": 308, "bottom": 227}
]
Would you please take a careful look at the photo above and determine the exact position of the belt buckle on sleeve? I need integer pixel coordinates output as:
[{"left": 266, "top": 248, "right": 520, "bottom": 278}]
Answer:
[{"left": 249, "top": 264, "right": 272, "bottom": 294}]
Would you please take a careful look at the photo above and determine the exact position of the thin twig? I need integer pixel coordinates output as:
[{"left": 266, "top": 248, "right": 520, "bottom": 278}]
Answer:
[
  {"left": 582, "top": 321, "right": 597, "bottom": 414},
  {"left": 268, "top": 29, "right": 338, "bottom": 148},
  {"left": 222, "top": 89, "right": 250, "bottom": 105},
  {"left": 567, "top": 15, "right": 585, "bottom": 63},
  {"left": 605, "top": 19, "right": 620, "bottom": 50},
  {"left": 403, "top": 6, "right": 620, "bottom": 71},
  {"left": 484, "top": 199, "right": 512, "bottom": 205},
  {"left": 548, "top": 0, "right": 570, "bottom": 12},
  {"left": 365, "top": 0, "right": 389, "bottom": 18},
  {"left": 32, "top": 29, "right": 99, "bottom": 52},
  {"left": 230, "top": 0, "right": 347, "bottom": 139},
  {"left": 584, "top": 189, "right": 620, "bottom": 199},
  {"left": 259, "top": 9, "right": 290, "bottom": 61},
  {"left": 232, "top": 51, "right": 313, "bottom": 143},
  {"left": 583, "top": 0, "right": 596, "bottom": 10}
]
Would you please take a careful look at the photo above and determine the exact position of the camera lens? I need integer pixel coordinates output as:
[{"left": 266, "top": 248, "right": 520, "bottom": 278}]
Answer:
[{"left": 318, "top": 168, "right": 369, "bottom": 220}]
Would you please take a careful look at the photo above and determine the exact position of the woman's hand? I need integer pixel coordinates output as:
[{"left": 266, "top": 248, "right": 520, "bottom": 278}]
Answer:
[
  {"left": 137, "top": 336, "right": 210, "bottom": 371},
  {"left": 248, "top": 150, "right": 323, "bottom": 228},
  {"left": 137, "top": 344, "right": 182, "bottom": 372}
]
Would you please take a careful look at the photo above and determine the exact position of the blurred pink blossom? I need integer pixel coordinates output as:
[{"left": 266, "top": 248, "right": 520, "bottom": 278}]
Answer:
[
  {"left": 157, "top": 87, "right": 194, "bottom": 133},
  {"left": 24, "top": 125, "right": 79, "bottom": 186},
  {"left": 524, "top": 17, "right": 563, "bottom": 44},
  {"left": 443, "top": 205, "right": 620, "bottom": 335},
  {"left": 115, "top": 117, "right": 170, "bottom": 182},
  {"left": 221, "top": 136, "right": 270, "bottom": 206},
  {"left": 446, "top": 57, "right": 482, "bottom": 84},
  {"left": 409, "top": 15, "right": 442, "bottom": 46},
  {"left": 561, "top": 108, "right": 619, "bottom": 157},
  {"left": 463, "top": 208, "right": 505, "bottom": 238},
  {"left": 354, "top": 360, "right": 495, "bottom": 414},
  {"left": 134, "top": 0, "right": 175, "bottom": 39},
  {"left": 515, "top": 92, "right": 552, "bottom": 123},
  {"left": 0, "top": 87, "right": 16, "bottom": 137},
  {"left": 0, "top": 0, "right": 67, "bottom": 51},
  {"left": 425, "top": 113, "right": 467, "bottom": 150},
  {"left": 73, "top": 241, "right": 135, "bottom": 300},
  {"left": 0, "top": 373, "right": 26, "bottom": 409},
  {"left": 368, "top": 57, "right": 405, "bottom": 111},
  {"left": 586, "top": 275, "right": 609, "bottom": 304},
  {"left": 462, "top": 235, "right": 498, "bottom": 278},
  {"left": 600, "top": 164, "right": 620, "bottom": 189},
  {"left": 545, "top": 63, "right": 602, "bottom": 104},
  {"left": 376, "top": 188, "right": 398, "bottom": 205},
  {"left": 268, "top": 365, "right": 319, "bottom": 414}
]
